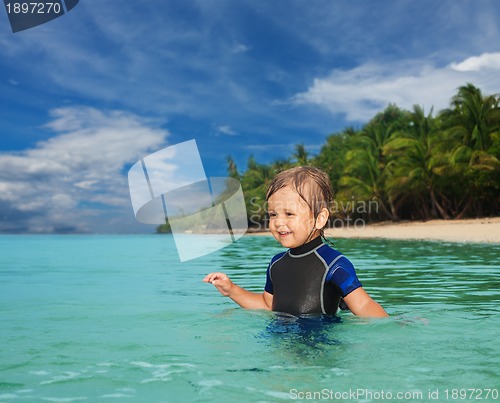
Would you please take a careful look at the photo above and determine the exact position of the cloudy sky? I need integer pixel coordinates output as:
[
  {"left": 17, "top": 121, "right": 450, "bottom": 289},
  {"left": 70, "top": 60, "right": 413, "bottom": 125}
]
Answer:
[{"left": 1, "top": 0, "right": 500, "bottom": 233}]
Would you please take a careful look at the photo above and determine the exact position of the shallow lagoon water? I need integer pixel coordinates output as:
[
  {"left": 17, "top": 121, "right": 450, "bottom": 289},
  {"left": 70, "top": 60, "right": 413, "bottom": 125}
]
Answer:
[{"left": 1, "top": 234, "right": 499, "bottom": 402}]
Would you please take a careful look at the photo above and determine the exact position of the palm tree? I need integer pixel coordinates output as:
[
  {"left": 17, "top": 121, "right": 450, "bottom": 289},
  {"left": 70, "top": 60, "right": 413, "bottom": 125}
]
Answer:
[
  {"left": 271, "top": 158, "right": 292, "bottom": 173},
  {"left": 293, "top": 143, "right": 310, "bottom": 166},
  {"left": 447, "top": 83, "right": 498, "bottom": 151},
  {"left": 225, "top": 155, "right": 240, "bottom": 180},
  {"left": 439, "top": 83, "right": 500, "bottom": 217},
  {"left": 339, "top": 104, "right": 407, "bottom": 221},
  {"left": 314, "top": 127, "right": 357, "bottom": 192},
  {"left": 240, "top": 156, "right": 275, "bottom": 227},
  {"left": 384, "top": 105, "right": 450, "bottom": 219}
]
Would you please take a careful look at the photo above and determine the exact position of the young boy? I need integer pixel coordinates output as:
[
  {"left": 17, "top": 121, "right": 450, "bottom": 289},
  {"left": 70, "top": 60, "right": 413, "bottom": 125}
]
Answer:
[{"left": 204, "top": 166, "right": 388, "bottom": 318}]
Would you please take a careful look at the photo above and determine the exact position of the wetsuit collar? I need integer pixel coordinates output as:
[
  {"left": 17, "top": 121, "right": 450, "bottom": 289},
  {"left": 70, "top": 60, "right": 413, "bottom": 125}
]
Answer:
[{"left": 289, "top": 236, "right": 323, "bottom": 256}]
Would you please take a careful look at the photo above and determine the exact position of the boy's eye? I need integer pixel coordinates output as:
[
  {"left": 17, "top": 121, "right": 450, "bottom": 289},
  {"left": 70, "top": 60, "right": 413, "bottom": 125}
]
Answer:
[
  {"left": 286, "top": 212, "right": 294, "bottom": 216},
  {"left": 268, "top": 212, "right": 277, "bottom": 218}
]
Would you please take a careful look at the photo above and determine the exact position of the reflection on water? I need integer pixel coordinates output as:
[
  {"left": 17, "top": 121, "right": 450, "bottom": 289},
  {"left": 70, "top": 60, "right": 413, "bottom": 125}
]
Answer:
[{"left": 262, "top": 313, "right": 342, "bottom": 358}]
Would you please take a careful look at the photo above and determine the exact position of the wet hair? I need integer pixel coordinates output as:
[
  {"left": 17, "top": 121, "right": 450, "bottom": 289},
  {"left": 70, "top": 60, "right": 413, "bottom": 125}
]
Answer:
[{"left": 266, "top": 166, "right": 334, "bottom": 239}]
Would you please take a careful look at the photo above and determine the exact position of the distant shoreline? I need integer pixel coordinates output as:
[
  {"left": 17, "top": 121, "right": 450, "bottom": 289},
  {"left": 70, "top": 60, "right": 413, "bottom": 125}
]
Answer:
[{"left": 245, "top": 217, "right": 500, "bottom": 244}]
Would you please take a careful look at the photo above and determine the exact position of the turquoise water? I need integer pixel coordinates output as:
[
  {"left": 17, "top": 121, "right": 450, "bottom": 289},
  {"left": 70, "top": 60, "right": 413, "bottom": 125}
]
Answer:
[{"left": 1, "top": 235, "right": 499, "bottom": 402}]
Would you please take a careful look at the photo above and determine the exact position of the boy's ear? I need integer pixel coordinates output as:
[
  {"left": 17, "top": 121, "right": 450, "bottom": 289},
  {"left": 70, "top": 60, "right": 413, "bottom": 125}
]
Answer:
[{"left": 315, "top": 207, "right": 330, "bottom": 229}]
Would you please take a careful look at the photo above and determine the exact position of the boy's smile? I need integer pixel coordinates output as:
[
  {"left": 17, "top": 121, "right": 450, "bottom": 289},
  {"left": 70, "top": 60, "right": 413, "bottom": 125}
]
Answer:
[{"left": 267, "top": 185, "right": 320, "bottom": 248}]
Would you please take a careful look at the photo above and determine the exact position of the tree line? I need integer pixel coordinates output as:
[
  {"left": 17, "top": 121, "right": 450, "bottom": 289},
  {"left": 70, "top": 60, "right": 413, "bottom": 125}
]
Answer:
[
  {"left": 157, "top": 83, "right": 499, "bottom": 233},
  {"left": 227, "top": 83, "right": 500, "bottom": 229}
]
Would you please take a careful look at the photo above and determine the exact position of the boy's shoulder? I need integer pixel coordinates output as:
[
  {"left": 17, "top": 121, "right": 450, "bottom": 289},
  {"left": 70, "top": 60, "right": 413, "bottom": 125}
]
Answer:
[
  {"left": 316, "top": 243, "right": 352, "bottom": 266},
  {"left": 269, "top": 250, "right": 287, "bottom": 265}
]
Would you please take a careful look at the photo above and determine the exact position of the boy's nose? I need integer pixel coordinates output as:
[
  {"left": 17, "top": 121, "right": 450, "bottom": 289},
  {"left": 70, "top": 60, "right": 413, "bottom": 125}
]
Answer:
[{"left": 274, "top": 217, "right": 287, "bottom": 228}]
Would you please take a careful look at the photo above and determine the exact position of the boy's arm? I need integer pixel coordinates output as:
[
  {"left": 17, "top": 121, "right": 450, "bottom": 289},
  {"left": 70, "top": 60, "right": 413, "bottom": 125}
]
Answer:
[
  {"left": 343, "top": 287, "right": 388, "bottom": 317},
  {"left": 203, "top": 272, "right": 273, "bottom": 310}
]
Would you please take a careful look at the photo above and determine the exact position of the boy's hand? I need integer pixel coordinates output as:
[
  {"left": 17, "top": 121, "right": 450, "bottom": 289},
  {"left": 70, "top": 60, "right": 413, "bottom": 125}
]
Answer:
[
  {"left": 204, "top": 272, "right": 273, "bottom": 311},
  {"left": 203, "top": 272, "right": 234, "bottom": 297}
]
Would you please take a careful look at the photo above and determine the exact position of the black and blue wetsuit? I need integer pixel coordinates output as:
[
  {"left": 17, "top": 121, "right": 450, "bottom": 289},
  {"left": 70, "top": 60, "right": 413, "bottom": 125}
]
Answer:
[{"left": 264, "top": 236, "right": 362, "bottom": 316}]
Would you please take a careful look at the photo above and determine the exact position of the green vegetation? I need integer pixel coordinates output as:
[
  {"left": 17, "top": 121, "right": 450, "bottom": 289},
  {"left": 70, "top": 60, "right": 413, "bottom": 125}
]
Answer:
[
  {"left": 157, "top": 83, "right": 499, "bottom": 233},
  {"left": 236, "top": 83, "right": 500, "bottom": 229}
]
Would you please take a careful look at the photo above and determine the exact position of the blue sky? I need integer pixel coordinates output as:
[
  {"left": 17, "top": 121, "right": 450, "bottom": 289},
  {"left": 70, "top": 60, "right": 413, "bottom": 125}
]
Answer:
[{"left": 1, "top": 0, "right": 500, "bottom": 233}]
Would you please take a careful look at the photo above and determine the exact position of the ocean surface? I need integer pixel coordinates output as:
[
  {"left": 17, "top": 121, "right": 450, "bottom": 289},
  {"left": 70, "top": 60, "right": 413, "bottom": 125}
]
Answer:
[{"left": 1, "top": 234, "right": 499, "bottom": 402}]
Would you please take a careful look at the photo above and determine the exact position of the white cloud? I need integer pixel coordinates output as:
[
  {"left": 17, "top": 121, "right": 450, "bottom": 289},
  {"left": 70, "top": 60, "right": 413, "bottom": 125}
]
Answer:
[
  {"left": 450, "top": 52, "right": 500, "bottom": 72},
  {"left": 217, "top": 125, "right": 238, "bottom": 136},
  {"left": 232, "top": 43, "right": 250, "bottom": 54},
  {"left": 293, "top": 53, "right": 500, "bottom": 122},
  {"left": 0, "top": 107, "right": 169, "bottom": 233}
]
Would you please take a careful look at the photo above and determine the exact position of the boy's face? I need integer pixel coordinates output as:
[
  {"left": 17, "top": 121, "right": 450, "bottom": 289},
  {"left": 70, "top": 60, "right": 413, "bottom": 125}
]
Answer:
[{"left": 267, "top": 185, "right": 320, "bottom": 248}]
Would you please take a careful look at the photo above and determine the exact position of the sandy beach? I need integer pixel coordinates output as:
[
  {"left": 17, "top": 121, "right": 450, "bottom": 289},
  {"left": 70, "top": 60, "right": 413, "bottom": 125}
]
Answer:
[{"left": 246, "top": 217, "right": 500, "bottom": 244}]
